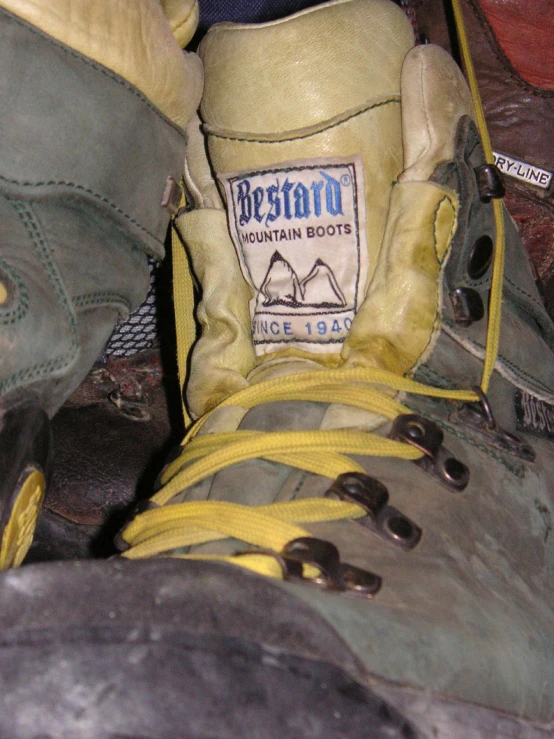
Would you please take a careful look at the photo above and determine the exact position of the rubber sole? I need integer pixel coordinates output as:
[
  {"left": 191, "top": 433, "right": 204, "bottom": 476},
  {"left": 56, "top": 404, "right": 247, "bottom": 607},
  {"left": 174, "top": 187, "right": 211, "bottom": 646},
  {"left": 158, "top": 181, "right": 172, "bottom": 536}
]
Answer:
[
  {"left": 0, "top": 559, "right": 414, "bottom": 738},
  {"left": 0, "top": 628, "right": 416, "bottom": 738},
  {"left": 1, "top": 559, "right": 552, "bottom": 738}
]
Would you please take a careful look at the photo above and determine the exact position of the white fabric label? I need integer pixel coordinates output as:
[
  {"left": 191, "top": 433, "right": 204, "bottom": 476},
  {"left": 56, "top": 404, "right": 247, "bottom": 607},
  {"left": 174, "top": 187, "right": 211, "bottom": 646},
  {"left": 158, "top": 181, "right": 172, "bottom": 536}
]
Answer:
[
  {"left": 220, "top": 156, "right": 368, "bottom": 356},
  {"left": 493, "top": 151, "right": 553, "bottom": 189}
]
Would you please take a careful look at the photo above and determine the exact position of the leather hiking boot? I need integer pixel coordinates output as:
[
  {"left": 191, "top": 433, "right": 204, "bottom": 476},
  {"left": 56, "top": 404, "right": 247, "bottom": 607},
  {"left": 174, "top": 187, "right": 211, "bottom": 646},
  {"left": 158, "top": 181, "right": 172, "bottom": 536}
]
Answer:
[
  {"left": 0, "top": 0, "right": 203, "bottom": 568},
  {"left": 115, "top": 0, "right": 554, "bottom": 734},
  {"left": 1, "top": 0, "right": 553, "bottom": 736}
]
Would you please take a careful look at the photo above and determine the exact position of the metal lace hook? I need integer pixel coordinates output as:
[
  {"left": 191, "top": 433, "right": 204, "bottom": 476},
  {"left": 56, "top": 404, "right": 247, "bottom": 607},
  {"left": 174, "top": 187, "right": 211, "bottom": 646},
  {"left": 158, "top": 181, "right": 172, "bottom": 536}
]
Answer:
[{"left": 472, "top": 386, "right": 497, "bottom": 432}]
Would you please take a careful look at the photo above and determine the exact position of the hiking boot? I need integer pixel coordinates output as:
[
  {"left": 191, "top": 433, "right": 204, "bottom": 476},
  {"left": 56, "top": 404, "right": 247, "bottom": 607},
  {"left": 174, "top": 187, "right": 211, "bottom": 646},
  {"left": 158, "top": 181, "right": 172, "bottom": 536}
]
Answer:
[
  {"left": 0, "top": 0, "right": 203, "bottom": 568},
  {"left": 117, "top": 0, "right": 554, "bottom": 733},
  {"left": 6, "top": 0, "right": 547, "bottom": 734}
]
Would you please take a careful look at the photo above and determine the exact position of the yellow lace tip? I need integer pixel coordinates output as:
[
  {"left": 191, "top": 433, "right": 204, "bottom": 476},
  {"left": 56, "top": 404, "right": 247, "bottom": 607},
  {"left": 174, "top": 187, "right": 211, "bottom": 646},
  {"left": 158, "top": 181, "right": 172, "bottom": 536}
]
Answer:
[{"left": 0, "top": 469, "right": 45, "bottom": 570}]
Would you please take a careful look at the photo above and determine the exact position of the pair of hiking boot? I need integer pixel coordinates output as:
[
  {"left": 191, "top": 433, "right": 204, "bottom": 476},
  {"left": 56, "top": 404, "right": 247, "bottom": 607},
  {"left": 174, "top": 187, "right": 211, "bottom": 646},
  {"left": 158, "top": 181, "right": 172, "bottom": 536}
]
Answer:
[{"left": 1, "top": 0, "right": 554, "bottom": 736}]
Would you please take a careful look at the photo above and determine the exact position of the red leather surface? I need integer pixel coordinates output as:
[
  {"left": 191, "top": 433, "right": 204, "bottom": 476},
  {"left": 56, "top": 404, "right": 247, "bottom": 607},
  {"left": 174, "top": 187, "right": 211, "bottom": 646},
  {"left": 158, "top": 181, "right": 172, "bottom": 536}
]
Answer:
[{"left": 480, "top": 0, "right": 554, "bottom": 90}]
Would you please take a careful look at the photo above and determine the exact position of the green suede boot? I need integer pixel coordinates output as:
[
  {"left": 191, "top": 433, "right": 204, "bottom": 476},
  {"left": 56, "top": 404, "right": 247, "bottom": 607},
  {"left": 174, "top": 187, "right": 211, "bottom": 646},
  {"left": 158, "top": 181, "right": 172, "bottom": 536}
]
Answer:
[
  {"left": 1, "top": 0, "right": 553, "bottom": 736},
  {"left": 117, "top": 0, "right": 554, "bottom": 734},
  {"left": 0, "top": 0, "right": 203, "bottom": 568}
]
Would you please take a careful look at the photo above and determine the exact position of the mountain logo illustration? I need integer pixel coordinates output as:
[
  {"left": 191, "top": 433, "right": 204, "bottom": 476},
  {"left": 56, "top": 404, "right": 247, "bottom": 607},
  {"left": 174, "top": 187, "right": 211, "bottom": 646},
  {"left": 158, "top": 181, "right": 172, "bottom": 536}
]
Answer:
[
  {"left": 259, "top": 251, "right": 347, "bottom": 308},
  {"left": 259, "top": 251, "right": 303, "bottom": 307}
]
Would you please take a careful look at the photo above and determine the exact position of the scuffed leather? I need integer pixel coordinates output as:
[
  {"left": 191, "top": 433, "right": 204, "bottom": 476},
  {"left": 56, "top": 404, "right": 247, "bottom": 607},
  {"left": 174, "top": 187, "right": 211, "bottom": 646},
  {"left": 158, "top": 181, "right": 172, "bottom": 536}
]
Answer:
[
  {"left": 161, "top": 0, "right": 200, "bottom": 48},
  {"left": 199, "top": 0, "right": 412, "bottom": 135},
  {"left": 399, "top": 44, "right": 475, "bottom": 183},
  {"left": 44, "top": 350, "right": 175, "bottom": 528},
  {"left": 419, "top": 117, "right": 554, "bottom": 436},
  {"left": 117, "top": 1, "right": 554, "bottom": 727},
  {"left": 0, "top": 8, "right": 192, "bottom": 413},
  {"left": 343, "top": 181, "right": 457, "bottom": 375},
  {"left": 504, "top": 186, "right": 554, "bottom": 315},
  {"left": 176, "top": 208, "right": 255, "bottom": 416},
  {"left": 417, "top": 0, "right": 554, "bottom": 178},
  {"left": 179, "top": 21, "right": 476, "bottom": 415}
]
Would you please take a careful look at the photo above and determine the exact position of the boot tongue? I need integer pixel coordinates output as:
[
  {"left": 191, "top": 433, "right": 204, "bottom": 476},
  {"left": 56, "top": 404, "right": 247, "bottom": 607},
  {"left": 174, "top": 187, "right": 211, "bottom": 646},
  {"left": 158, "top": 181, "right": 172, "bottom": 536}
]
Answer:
[
  {"left": 219, "top": 155, "right": 371, "bottom": 380},
  {"left": 198, "top": 0, "right": 414, "bottom": 380}
]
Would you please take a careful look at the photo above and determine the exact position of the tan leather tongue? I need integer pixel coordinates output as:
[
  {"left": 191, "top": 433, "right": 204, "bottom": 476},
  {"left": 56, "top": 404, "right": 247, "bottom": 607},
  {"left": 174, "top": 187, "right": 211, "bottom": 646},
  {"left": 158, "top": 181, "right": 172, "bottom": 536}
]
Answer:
[
  {"left": 181, "top": 3, "right": 474, "bottom": 418},
  {"left": 198, "top": 0, "right": 414, "bottom": 378}
]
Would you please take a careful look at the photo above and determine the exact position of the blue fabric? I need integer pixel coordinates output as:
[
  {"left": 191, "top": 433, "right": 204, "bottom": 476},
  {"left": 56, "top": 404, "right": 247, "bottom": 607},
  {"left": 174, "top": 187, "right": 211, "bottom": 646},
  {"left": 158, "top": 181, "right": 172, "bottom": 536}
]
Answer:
[
  {"left": 194, "top": 1, "right": 413, "bottom": 45},
  {"left": 196, "top": 0, "right": 322, "bottom": 35}
]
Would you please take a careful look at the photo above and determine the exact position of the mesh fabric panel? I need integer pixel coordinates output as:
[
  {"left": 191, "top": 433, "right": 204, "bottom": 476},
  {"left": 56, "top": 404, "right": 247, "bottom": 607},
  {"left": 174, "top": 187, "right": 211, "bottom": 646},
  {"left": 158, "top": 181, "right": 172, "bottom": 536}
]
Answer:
[{"left": 103, "top": 258, "right": 158, "bottom": 359}]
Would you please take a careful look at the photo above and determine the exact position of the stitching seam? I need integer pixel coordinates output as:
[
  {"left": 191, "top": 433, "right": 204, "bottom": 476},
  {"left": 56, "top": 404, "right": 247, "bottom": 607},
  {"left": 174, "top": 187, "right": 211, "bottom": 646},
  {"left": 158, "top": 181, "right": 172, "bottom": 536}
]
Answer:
[
  {"left": 443, "top": 317, "right": 554, "bottom": 396},
  {"left": 0, "top": 259, "right": 29, "bottom": 325},
  {"left": 207, "top": 99, "right": 400, "bottom": 144},
  {"left": 466, "top": 0, "right": 554, "bottom": 99},
  {"left": 0, "top": 201, "right": 79, "bottom": 393},
  {"left": 74, "top": 292, "right": 131, "bottom": 318},
  {"left": 0, "top": 174, "right": 162, "bottom": 246},
  {"left": 0, "top": 6, "right": 188, "bottom": 136},
  {"left": 504, "top": 274, "right": 543, "bottom": 308}
]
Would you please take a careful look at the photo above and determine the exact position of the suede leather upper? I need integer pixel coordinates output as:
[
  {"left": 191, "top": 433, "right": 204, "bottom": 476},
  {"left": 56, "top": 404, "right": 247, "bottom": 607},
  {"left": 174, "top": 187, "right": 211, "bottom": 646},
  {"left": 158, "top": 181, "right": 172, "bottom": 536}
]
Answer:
[
  {"left": 164, "top": 0, "right": 554, "bottom": 727},
  {"left": 0, "top": 2, "right": 201, "bottom": 413},
  {"left": 0, "top": 0, "right": 203, "bottom": 128}
]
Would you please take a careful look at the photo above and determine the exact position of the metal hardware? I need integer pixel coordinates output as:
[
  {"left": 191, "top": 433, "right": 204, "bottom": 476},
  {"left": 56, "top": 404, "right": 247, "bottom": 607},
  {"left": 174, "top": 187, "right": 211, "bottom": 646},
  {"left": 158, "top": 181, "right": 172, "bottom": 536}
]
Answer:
[
  {"left": 108, "top": 387, "right": 152, "bottom": 422},
  {"left": 451, "top": 388, "right": 536, "bottom": 462},
  {"left": 467, "top": 235, "right": 494, "bottom": 280},
  {"left": 416, "top": 446, "right": 470, "bottom": 491},
  {"left": 450, "top": 287, "right": 485, "bottom": 326},
  {"left": 437, "top": 455, "right": 470, "bottom": 487},
  {"left": 160, "top": 176, "right": 183, "bottom": 215},
  {"left": 391, "top": 415, "right": 470, "bottom": 491},
  {"left": 383, "top": 514, "right": 417, "bottom": 543},
  {"left": 327, "top": 473, "right": 388, "bottom": 518},
  {"left": 281, "top": 537, "right": 381, "bottom": 598},
  {"left": 474, "top": 163, "right": 505, "bottom": 202},
  {"left": 390, "top": 414, "right": 443, "bottom": 457},
  {"left": 472, "top": 386, "right": 496, "bottom": 430},
  {"left": 326, "top": 472, "right": 421, "bottom": 550}
]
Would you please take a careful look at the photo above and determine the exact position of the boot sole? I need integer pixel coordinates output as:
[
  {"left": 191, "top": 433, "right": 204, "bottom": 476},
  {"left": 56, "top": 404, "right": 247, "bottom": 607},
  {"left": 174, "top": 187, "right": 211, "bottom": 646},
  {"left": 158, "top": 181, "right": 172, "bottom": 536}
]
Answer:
[{"left": 0, "top": 559, "right": 551, "bottom": 738}]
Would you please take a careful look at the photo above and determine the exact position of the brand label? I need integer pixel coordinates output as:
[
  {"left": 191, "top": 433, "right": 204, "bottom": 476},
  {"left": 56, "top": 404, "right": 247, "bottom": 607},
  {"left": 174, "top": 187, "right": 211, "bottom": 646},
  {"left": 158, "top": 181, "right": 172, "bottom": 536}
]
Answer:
[
  {"left": 515, "top": 389, "right": 554, "bottom": 440},
  {"left": 220, "top": 156, "right": 368, "bottom": 355},
  {"left": 493, "top": 151, "right": 553, "bottom": 190}
]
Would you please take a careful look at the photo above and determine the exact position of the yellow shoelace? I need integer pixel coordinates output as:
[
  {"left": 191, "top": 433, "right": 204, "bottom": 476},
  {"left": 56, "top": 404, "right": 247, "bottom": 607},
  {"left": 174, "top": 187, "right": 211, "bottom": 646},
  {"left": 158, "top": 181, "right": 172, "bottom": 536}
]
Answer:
[{"left": 121, "top": 0, "right": 505, "bottom": 581}]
